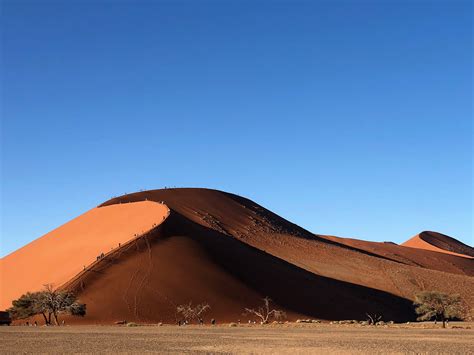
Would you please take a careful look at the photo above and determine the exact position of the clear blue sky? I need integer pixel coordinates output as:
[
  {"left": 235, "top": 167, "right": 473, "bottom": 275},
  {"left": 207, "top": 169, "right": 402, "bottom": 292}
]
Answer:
[{"left": 1, "top": 0, "right": 472, "bottom": 256}]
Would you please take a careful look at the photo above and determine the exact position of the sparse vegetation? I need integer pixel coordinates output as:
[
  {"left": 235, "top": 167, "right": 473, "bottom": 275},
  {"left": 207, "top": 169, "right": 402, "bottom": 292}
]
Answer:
[
  {"left": 176, "top": 302, "right": 210, "bottom": 324},
  {"left": 365, "top": 313, "right": 382, "bottom": 325},
  {"left": 244, "top": 297, "right": 286, "bottom": 324},
  {"left": 414, "top": 291, "right": 465, "bottom": 328},
  {"left": 7, "top": 284, "right": 86, "bottom": 325},
  {"left": 296, "top": 319, "right": 320, "bottom": 323}
]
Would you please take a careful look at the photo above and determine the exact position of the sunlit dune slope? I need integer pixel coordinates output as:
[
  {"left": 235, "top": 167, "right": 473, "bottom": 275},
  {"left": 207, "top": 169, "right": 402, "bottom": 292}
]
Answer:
[{"left": 0, "top": 201, "right": 169, "bottom": 310}]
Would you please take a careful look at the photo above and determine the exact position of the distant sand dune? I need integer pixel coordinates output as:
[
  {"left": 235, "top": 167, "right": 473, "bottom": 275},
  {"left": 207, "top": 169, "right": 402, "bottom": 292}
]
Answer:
[{"left": 401, "top": 231, "right": 474, "bottom": 258}]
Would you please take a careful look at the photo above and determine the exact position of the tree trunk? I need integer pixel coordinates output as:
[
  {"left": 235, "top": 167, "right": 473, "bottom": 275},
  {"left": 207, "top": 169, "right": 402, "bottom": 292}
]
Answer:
[
  {"left": 41, "top": 312, "right": 49, "bottom": 325},
  {"left": 53, "top": 312, "right": 59, "bottom": 326},
  {"left": 442, "top": 318, "right": 446, "bottom": 328}
]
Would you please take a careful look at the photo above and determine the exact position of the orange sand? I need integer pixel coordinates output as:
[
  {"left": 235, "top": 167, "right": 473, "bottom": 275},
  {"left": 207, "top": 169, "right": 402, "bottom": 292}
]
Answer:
[
  {"left": 402, "top": 232, "right": 473, "bottom": 259},
  {"left": 0, "top": 201, "right": 169, "bottom": 310}
]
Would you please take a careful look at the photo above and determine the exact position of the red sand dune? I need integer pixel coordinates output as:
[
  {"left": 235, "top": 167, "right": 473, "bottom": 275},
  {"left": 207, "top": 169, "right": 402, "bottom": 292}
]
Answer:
[
  {"left": 401, "top": 231, "right": 474, "bottom": 258},
  {"left": 1, "top": 188, "right": 473, "bottom": 324},
  {"left": 0, "top": 201, "right": 169, "bottom": 310}
]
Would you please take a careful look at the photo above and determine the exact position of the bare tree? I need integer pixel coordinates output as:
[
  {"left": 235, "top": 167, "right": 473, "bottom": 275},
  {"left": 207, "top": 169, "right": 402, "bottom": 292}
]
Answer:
[
  {"left": 414, "top": 291, "right": 465, "bottom": 328},
  {"left": 42, "top": 284, "right": 86, "bottom": 325},
  {"left": 365, "top": 313, "right": 382, "bottom": 325},
  {"left": 244, "top": 297, "right": 286, "bottom": 324},
  {"left": 176, "top": 302, "right": 210, "bottom": 324}
]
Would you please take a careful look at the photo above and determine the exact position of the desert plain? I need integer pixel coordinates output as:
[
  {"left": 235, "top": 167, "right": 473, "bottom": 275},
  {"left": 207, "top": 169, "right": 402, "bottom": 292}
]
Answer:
[{"left": 1, "top": 322, "right": 473, "bottom": 354}]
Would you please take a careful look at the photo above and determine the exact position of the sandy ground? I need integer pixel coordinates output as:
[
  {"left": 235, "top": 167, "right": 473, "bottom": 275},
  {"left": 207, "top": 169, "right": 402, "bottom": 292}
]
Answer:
[{"left": 1, "top": 323, "right": 473, "bottom": 354}]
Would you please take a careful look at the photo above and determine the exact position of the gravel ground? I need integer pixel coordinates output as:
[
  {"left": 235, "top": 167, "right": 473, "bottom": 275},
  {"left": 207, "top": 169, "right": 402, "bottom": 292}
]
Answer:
[{"left": 1, "top": 323, "right": 473, "bottom": 354}]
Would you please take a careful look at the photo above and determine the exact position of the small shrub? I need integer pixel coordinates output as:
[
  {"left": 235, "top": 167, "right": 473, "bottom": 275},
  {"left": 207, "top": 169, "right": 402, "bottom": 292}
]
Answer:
[
  {"left": 366, "top": 313, "right": 382, "bottom": 325},
  {"left": 297, "top": 319, "right": 319, "bottom": 323},
  {"left": 176, "top": 302, "right": 210, "bottom": 324},
  {"left": 244, "top": 297, "right": 286, "bottom": 324}
]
